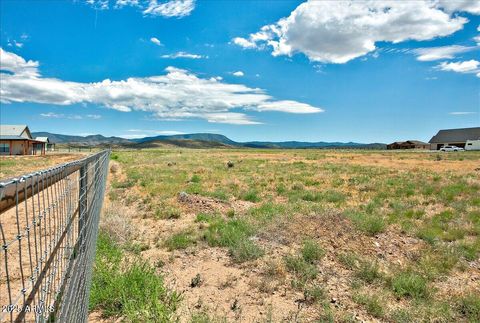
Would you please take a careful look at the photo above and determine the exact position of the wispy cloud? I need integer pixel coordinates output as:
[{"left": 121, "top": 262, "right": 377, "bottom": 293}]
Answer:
[
  {"left": 39, "top": 112, "right": 102, "bottom": 119},
  {"left": 127, "top": 129, "right": 185, "bottom": 135},
  {"left": 161, "top": 51, "right": 207, "bottom": 59},
  {"left": 114, "top": 0, "right": 139, "bottom": 8},
  {"left": 413, "top": 45, "right": 477, "bottom": 61},
  {"left": 1, "top": 48, "right": 323, "bottom": 125},
  {"left": 7, "top": 39, "right": 24, "bottom": 48},
  {"left": 86, "top": 0, "right": 195, "bottom": 18},
  {"left": 143, "top": 0, "right": 195, "bottom": 18},
  {"left": 121, "top": 129, "right": 186, "bottom": 139},
  {"left": 449, "top": 111, "right": 477, "bottom": 115}
]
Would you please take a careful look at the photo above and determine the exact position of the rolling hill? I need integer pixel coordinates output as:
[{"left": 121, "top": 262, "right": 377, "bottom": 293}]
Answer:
[
  {"left": 32, "top": 132, "right": 131, "bottom": 145},
  {"left": 32, "top": 132, "right": 386, "bottom": 149}
]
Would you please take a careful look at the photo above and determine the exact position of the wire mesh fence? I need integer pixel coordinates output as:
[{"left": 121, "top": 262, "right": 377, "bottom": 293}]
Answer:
[{"left": 0, "top": 150, "right": 110, "bottom": 323}]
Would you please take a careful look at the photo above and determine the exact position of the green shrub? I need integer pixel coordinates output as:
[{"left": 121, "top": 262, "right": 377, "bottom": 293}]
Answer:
[
  {"left": 323, "top": 190, "right": 347, "bottom": 203},
  {"left": 241, "top": 190, "right": 261, "bottom": 202},
  {"left": 190, "top": 174, "right": 201, "bottom": 183},
  {"left": 457, "top": 240, "right": 480, "bottom": 261},
  {"left": 249, "top": 202, "right": 286, "bottom": 223},
  {"left": 391, "top": 271, "right": 428, "bottom": 299},
  {"left": 355, "top": 261, "right": 382, "bottom": 284},
  {"left": 457, "top": 294, "right": 480, "bottom": 321},
  {"left": 204, "top": 218, "right": 253, "bottom": 247},
  {"left": 349, "top": 211, "right": 386, "bottom": 236},
  {"left": 90, "top": 233, "right": 180, "bottom": 321},
  {"left": 155, "top": 206, "right": 181, "bottom": 219},
  {"left": 301, "top": 190, "right": 346, "bottom": 204},
  {"left": 284, "top": 255, "right": 318, "bottom": 283},
  {"left": 416, "top": 226, "right": 442, "bottom": 245},
  {"left": 203, "top": 218, "right": 262, "bottom": 263},
  {"left": 303, "top": 285, "right": 326, "bottom": 304},
  {"left": 418, "top": 246, "right": 459, "bottom": 279},
  {"left": 164, "top": 231, "right": 196, "bottom": 250},
  {"left": 301, "top": 239, "right": 325, "bottom": 264},
  {"left": 229, "top": 239, "right": 264, "bottom": 263},
  {"left": 353, "top": 293, "right": 384, "bottom": 318},
  {"left": 338, "top": 252, "right": 360, "bottom": 270}
]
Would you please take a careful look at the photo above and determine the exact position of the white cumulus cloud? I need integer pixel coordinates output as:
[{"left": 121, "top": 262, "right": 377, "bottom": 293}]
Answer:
[
  {"left": 437, "top": 60, "right": 480, "bottom": 73},
  {"left": 150, "top": 37, "right": 162, "bottom": 46},
  {"left": 233, "top": 0, "right": 479, "bottom": 64},
  {"left": 232, "top": 71, "right": 244, "bottom": 77},
  {"left": 1, "top": 48, "right": 323, "bottom": 125},
  {"left": 437, "top": 60, "right": 480, "bottom": 78},
  {"left": 435, "top": 0, "right": 480, "bottom": 14}
]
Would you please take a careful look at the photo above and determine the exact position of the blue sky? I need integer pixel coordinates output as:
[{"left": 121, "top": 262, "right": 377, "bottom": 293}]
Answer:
[{"left": 0, "top": 0, "right": 479, "bottom": 143}]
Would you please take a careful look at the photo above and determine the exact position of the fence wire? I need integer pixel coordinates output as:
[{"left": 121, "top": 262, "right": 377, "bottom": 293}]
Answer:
[{"left": 0, "top": 150, "right": 110, "bottom": 323}]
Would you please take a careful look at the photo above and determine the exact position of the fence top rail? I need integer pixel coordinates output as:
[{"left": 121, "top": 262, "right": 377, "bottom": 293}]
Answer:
[{"left": 0, "top": 149, "right": 110, "bottom": 213}]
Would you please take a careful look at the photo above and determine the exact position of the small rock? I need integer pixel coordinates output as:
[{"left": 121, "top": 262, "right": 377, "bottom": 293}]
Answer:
[
  {"left": 178, "top": 191, "right": 189, "bottom": 203},
  {"left": 331, "top": 297, "right": 337, "bottom": 304},
  {"left": 231, "top": 299, "right": 239, "bottom": 311},
  {"left": 227, "top": 161, "right": 235, "bottom": 168},
  {"left": 190, "top": 274, "right": 202, "bottom": 288}
]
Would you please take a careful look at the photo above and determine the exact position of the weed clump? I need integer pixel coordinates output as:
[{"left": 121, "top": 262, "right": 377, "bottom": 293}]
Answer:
[
  {"left": 164, "top": 230, "right": 196, "bottom": 250},
  {"left": 241, "top": 190, "right": 261, "bottom": 202},
  {"left": 353, "top": 293, "right": 385, "bottom": 318},
  {"left": 90, "top": 233, "right": 180, "bottom": 321},
  {"left": 457, "top": 294, "right": 480, "bottom": 321},
  {"left": 391, "top": 271, "right": 428, "bottom": 299},
  {"left": 203, "top": 218, "right": 263, "bottom": 263},
  {"left": 348, "top": 211, "right": 386, "bottom": 236},
  {"left": 355, "top": 260, "right": 382, "bottom": 284},
  {"left": 301, "top": 239, "right": 325, "bottom": 264}
]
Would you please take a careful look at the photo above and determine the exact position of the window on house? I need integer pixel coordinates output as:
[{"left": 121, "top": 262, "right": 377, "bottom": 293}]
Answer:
[{"left": 0, "top": 143, "right": 10, "bottom": 153}]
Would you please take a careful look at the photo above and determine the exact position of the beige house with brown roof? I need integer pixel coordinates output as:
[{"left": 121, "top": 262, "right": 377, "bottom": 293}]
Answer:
[{"left": 0, "top": 125, "right": 46, "bottom": 156}]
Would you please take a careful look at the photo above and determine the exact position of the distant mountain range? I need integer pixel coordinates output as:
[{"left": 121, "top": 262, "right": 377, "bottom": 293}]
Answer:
[
  {"left": 32, "top": 132, "right": 386, "bottom": 149},
  {"left": 32, "top": 132, "right": 130, "bottom": 145}
]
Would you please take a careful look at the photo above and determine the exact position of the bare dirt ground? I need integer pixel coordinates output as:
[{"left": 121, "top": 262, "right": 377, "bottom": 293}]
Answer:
[{"left": 0, "top": 153, "right": 85, "bottom": 180}]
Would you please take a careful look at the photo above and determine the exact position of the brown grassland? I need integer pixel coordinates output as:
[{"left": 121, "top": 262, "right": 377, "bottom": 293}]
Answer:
[{"left": 2, "top": 149, "right": 480, "bottom": 322}]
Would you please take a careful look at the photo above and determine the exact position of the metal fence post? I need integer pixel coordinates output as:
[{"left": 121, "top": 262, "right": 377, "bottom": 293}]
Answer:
[{"left": 78, "top": 163, "right": 88, "bottom": 253}]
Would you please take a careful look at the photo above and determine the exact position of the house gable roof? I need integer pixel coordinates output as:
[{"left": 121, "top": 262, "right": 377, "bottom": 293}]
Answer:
[
  {"left": 429, "top": 127, "right": 480, "bottom": 144},
  {"left": 388, "top": 140, "right": 429, "bottom": 146},
  {"left": 35, "top": 137, "right": 49, "bottom": 143},
  {"left": 0, "top": 125, "right": 32, "bottom": 139},
  {"left": 405, "top": 140, "right": 429, "bottom": 145}
]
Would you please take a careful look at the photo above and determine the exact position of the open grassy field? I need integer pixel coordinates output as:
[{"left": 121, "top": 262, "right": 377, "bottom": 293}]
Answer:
[
  {"left": 86, "top": 148, "right": 480, "bottom": 322},
  {"left": 2, "top": 149, "right": 478, "bottom": 322}
]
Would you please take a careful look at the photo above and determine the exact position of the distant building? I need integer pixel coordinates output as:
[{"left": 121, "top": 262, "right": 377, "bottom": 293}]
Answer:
[
  {"left": 429, "top": 127, "right": 480, "bottom": 150},
  {"left": 387, "top": 140, "right": 430, "bottom": 150},
  {"left": 35, "top": 137, "right": 55, "bottom": 151},
  {"left": 0, "top": 125, "right": 47, "bottom": 156}
]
